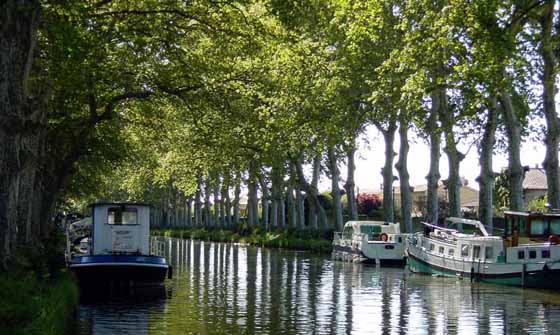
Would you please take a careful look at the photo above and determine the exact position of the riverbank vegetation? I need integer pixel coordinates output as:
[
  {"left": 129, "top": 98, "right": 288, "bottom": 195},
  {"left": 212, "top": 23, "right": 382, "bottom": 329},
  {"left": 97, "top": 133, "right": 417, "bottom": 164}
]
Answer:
[
  {"left": 153, "top": 227, "right": 333, "bottom": 253},
  {"left": 1, "top": 1, "right": 558, "bottom": 268},
  {"left": 0, "top": 271, "right": 78, "bottom": 335}
]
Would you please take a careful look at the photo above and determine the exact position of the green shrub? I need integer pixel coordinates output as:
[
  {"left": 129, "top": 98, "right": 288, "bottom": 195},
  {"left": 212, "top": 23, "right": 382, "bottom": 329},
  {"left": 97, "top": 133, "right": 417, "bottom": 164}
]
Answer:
[{"left": 0, "top": 271, "right": 78, "bottom": 335}]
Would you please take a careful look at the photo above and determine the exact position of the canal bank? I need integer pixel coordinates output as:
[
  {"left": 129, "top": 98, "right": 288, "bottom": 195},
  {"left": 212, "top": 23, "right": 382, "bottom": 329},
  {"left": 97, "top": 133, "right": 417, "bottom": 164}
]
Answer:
[
  {"left": 0, "top": 270, "right": 78, "bottom": 335},
  {"left": 152, "top": 227, "right": 333, "bottom": 253}
]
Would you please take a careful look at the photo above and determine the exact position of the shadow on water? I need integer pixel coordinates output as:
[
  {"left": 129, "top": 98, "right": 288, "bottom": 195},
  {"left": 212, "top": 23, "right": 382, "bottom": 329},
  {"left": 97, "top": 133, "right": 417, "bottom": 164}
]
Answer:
[{"left": 75, "top": 238, "right": 560, "bottom": 335}]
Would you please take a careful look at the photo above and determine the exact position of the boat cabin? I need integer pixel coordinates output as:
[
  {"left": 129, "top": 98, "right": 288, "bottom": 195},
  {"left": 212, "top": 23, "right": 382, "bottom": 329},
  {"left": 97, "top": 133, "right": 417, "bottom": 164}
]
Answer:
[
  {"left": 90, "top": 203, "right": 151, "bottom": 255},
  {"left": 341, "top": 221, "right": 402, "bottom": 242},
  {"left": 503, "top": 210, "right": 560, "bottom": 246}
]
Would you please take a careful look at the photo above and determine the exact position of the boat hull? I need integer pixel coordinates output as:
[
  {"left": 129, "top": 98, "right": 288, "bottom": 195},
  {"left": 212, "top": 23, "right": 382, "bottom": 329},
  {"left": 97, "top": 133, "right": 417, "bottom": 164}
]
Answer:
[
  {"left": 69, "top": 255, "right": 169, "bottom": 286},
  {"left": 408, "top": 251, "right": 560, "bottom": 289},
  {"left": 332, "top": 245, "right": 406, "bottom": 266}
]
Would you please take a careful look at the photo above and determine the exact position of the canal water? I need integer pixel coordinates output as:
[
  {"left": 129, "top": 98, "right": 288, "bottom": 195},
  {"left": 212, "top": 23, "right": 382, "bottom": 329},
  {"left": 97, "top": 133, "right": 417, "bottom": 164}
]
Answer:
[{"left": 76, "top": 238, "right": 560, "bottom": 334}]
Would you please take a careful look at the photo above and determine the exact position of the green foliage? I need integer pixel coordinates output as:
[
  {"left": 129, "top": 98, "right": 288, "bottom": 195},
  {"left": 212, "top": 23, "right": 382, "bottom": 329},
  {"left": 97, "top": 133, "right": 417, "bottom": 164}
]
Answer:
[
  {"left": 152, "top": 227, "right": 333, "bottom": 253},
  {"left": 528, "top": 196, "right": 548, "bottom": 212},
  {"left": 0, "top": 271, "right": 78, "bottom": 335}
]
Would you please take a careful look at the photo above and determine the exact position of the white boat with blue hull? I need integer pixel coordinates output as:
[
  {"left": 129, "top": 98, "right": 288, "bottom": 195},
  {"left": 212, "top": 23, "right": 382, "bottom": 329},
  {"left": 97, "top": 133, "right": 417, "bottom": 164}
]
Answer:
[
  {"left": 332, "top": 221, "right": 408, "bottom": 265},
  {"left": 407, "top": 213, "right": 560, "bottom": 289},
  {"left": 68, "top": 203, "right": 170, "bottom": 286}
]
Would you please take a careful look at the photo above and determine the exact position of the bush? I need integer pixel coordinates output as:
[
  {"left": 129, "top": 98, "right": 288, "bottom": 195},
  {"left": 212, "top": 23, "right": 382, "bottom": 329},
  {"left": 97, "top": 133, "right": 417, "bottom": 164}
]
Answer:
[
  {"left": 0, "top": 271, "right": 78, "bottom": 335},
  {"left": 357, "top": 193, "right": 382, "bottom": 215}
]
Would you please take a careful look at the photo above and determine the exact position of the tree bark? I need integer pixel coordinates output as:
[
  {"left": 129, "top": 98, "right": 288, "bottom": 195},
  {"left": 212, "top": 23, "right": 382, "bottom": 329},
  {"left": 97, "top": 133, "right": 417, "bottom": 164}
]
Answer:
[
  {"left": 290, "top": 162, "right": 305, "bottom": 229},
  {"left": 500, "top": 89, "right": 524, "bottom": 211},
  {"left": 396, "top": 111, "right": 413, "bottom": 233},
  {"left": 309, "top": 153, "right": 321, "bottom": 230},
  {"left": 328, "top": 145, "right": 344, "bottom": 232},
  {"left": 376, "top": 120, "right": 397, "bottom": 223},
  {"left": 222, "top": 176, "right": 231, "bottom": 229},
  {"left": 0, "top": 0, "right": 43, "bottom": 268},
  {"left": 247, "top": 160, "right": 260, "bottom": 228},
  {"left": 477, "top": 98, "right": 498, "bottom": 230},
  {"left": 213, "top": 178, "right": 220, "bottom": 228},
  {"left": 344, "top": 141, "right": 358, "bottom": 221},
  {"left": 233, "top": 172, "right": 241, "bottom": 227},
  {"left": 540, "top": 0, "right": 560, "bottom": 209},
  {"left": 426, "top": 90, "right": 442, "bottom": 224},
  {"left": 440, "top": 90, "right": 465, "bottom": 218},
  {"left": 195, "top": 173, "right": 203, "bottom": 227},
  {"left": 294, "top": 156, "right": 327, "bottom": 232},
  {"left": 258, "top": 172, "right": 270, "bottom": 231},
  {"left": 204, "top": 178, "right": 213, "bottom": 227},
  {"left": 286, "top": 181, "right": 297, "bottom": 229}
]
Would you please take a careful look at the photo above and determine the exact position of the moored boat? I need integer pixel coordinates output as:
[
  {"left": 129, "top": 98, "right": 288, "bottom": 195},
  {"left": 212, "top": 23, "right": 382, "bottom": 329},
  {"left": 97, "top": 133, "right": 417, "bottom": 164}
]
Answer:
[
  {"left": 68, "top": 202, "right": 170, "bottom": 286},
  {"left": 332, "top": 221, "right": 408, "bottom": 265},
  {"left": 407, "top": 212, "right": 560, "bottom": 289}
]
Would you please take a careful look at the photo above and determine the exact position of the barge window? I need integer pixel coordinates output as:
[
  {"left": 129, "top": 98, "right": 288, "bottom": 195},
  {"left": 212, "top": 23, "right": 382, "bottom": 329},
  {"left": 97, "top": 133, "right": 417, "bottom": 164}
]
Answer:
[
  {"left": 461, "top": 245, "right": 469, "bottom": 257},
  {"left": 485, "top": 247, "right": 493, "bottom": 260},
  {"left": 542, "top": 250, "right": 551, "bottom": 258},
  {"left": 448, "top": 249, "right": 454, "bottom": 256},
  {"left": 518, "top": 250, "right": 525, "bottom": 260},
  {"left": 529, "top": 250, "right": 537, "bottom": 259},
  {"left": 551, "top": 220, "right": 560, "bottom": 234},
  {"left": 473, "top": 246, "right": 481, "bottom": 259},
  {"left": 439, "top": 246, "right": 444, "bottom": 254},
  {"left": 107, "top": 207, "right": 138, "bottom": 225},
  {"left": 429, "top": 243, "right": 435, "bottom": 251},
  {"left": 530, "top": 220, "right": 547, "bottom": 235}
]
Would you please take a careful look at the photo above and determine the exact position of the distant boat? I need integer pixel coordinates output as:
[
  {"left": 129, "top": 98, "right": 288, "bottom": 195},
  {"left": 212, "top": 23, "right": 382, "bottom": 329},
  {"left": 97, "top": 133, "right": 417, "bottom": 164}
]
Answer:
[
  {"left": 407, "top": 212, "right": 560, "bottom": 289},
  {"left": 68, "top": 203, "right": 170, "bottom": 286},
  {"left": 332, "top": 221, "right": 408, "bottom": 266}
]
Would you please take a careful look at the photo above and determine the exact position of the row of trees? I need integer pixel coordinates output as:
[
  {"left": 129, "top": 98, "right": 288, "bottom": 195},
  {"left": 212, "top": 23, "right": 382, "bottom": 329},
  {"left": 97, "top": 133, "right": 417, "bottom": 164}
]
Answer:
[{"left": 1, "top": 1, "right": 558, "bottom": 268}]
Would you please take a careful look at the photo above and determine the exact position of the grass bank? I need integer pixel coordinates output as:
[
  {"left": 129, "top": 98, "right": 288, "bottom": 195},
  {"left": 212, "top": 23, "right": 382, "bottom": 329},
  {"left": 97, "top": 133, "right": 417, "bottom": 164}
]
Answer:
[
  {"left": 152, "top": 227, "right": 333, "bottom": 253},
  {"left": 0, "top": 270, "right": 78, "bottom": 335}
]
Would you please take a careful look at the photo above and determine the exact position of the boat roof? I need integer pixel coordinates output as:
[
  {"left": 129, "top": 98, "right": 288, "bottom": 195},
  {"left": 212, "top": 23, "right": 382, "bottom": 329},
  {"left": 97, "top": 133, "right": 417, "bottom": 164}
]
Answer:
[
  {"left": 423, "top": 217, "right": 490, "bottom": 237},
  {"left": 88, "top": 202, "right": 152, "bottom": 208},
  {"left": 343, "top": 220, "right": 397, "bottom": 228},
  {"left": 504, "top": 210, "right": 560, "bottom": 217}
]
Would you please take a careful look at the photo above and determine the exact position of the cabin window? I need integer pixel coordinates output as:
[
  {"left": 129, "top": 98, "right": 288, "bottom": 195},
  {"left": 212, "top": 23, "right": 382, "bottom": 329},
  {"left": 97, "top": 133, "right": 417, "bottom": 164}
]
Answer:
[
  {"left": 518, "top": 217, "right": 527, "bottom": 235},
  {"left": 461, "top": 245, "right": 469, "bottom": 257},
  {"left": 518, "top": 250, "right": 525, "bottom": 260},
  {"left": 529, "top": 250, "right": 537, "bottom": 259},
  {"left": 542, "top": 250, "right": 551, "bottom": 259},
  {"left": 551, "top": 220, "right": 560, "bottom": 234},
  {"left": 448, "top": 249, "right": 454, "bottom": 256},
  {"left": 107, "top": 207, "right": 138, "bottom": 225},
  {"left": 473, "top": 246, "right": 481, "bottom": 259},
  {"left": 398, "top": 237, "right": 403, "bottom": 243},
  {"left": 421, "top": 240, "right": 425, "bottom": 248},
  {"left": 429, "top": 243, "right": 435, "bottom": 251},
  {"left": 485, "top": 247, "right": 493, "bottom": 260},
  {"left": 530, "top": 219, "right": 547, "bottom": 235}
]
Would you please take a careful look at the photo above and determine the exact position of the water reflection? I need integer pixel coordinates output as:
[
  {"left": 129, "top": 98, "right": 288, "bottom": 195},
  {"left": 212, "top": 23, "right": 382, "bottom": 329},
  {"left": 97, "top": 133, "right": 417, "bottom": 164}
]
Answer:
[{"left": 77, "top": 238, "right": 560, "bottom": 334}]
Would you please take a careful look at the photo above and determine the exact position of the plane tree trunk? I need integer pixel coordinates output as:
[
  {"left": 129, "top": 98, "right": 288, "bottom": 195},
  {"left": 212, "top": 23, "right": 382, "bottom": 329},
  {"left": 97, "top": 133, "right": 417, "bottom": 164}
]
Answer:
[
  {"left": 375, "top": 119, "right": 397, "bottom": 223},
  {"left": 540, "top": 1, "right": 560, "bottom": 209},
  {"left": 477, "top": 98, "right": 498, "bottom": 230},
  {"left": 426, "top": 89, "right": 442, "bottom": 224},
  {"left": 328, "top": 145, "right": 344, "bottom": 232},
  {"left": 396, "top": 111, "right": 413, "bottom": 232},
  {"left": 0, "top": 0, "right": 43, "bottom": 269},
  {"left": 500, "top": 89, "right": 524, "bottom": 211},
  {"left": 344, "top": 141, "right": 358, "bottom": 221}
]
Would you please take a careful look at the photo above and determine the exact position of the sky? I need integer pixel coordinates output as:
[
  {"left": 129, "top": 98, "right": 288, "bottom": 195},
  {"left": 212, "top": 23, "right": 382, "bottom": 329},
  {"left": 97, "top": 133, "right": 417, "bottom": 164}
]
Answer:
[{"left": 317, "top": 124, "right": 547, "bottom": 193}]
